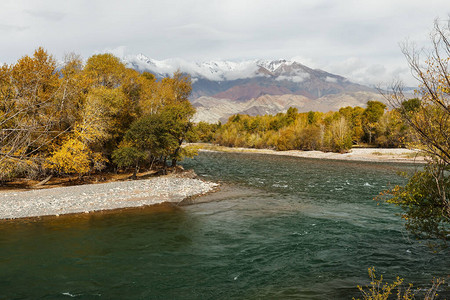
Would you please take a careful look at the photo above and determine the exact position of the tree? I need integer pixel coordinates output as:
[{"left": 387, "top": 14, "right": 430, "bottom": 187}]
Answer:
[
  {"left": 112, "top": 146, "right": 146, "bottom": 179},
  {"left": 386, "top": 163, "right": 449, "bottom": 242},
  {"left": 363, "top": 101, "right": 386, "bottom": 144},
  {"left": 0, "top": 48, "right": 69, "bottom": 180},
  {"left": 123, "top": 103, "right": 195, "bottom": 171},
  {"left": 401, "top": 98, "right": 421, "bottom": 113},
  {"left": 119, "top": 72, "right": 196, "bottom": 170},
  {"left": 142, "top": 70, "right": 192, "bottom": 116},
  {"left": 339, "top": 106, "right": 365, "bottom": 143},
  {"left": 364, "top": 101, "right": 386, "bottom": 123},
  {"left": 157, "top": 101, "right": 196, "bottom": 167},
  {"left": 0, "top": 50, "right": 200, "bottom": 182},
  {"left": 374, "top": 110, "right": 407, "bottom": 148},
  {"left": 327, "top": 116, "right": 353, "bottom": 153},
  {"left": 382, "top": 19, "right": 450, "bottom": 246},
  {"left": 45, "top": 132, "right": 107, "bottom": 176},
  {"left": 192, "top": 121, "right": 221, "bottom": 143},
  {"left": 83, "top": 54, "right": 127, "bottom": 89}
]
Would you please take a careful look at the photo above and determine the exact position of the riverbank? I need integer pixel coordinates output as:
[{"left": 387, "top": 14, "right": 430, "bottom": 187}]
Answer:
[
  {"left": 0, "top": 173, "right": 219, "bottom": 220},
  {"left": 190, "top": 144, "right": 427, "bottom": 164}
]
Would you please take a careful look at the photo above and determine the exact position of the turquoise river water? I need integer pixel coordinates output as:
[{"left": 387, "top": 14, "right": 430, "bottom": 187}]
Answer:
[{"left": 0, "top": 152, "right": 448, "bottom": 299}]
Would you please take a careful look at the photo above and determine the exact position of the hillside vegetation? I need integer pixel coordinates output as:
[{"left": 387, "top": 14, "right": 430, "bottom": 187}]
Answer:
[{"left": 192, "top": 100, "right": 418, "bottom": 153}]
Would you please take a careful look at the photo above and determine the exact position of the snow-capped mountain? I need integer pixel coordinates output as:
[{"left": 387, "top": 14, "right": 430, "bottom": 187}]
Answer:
[
  {"left": 127, "top": 54, "right": 265, "bottom": 81},
  {"left": 122, "top": 54, "right": 383, "bottom": 122},
  {"left": 126, "top": 54, "right": 338, "bottom": 83},
  {"left": 124, "top": 54, "right": 374, "bottom": 100}
]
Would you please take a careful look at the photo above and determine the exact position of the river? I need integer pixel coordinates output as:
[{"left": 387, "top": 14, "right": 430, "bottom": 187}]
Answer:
[{"left": 0, "top": 152, "right": 448, "bottom": 299}]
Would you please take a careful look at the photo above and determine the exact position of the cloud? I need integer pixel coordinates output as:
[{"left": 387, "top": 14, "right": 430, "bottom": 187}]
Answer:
[
  {"left": 276, "top": 74, "right": 310, "bottom": 83},
  {"left": 101, "top": 46, "right": 128, "bottom": 60},
  {"left": 25, "top": 10, "right": 65, "bottom": 21},
  {"left": 325, "top": 77, "right": 338, "bottom": 83},
  {"left": 0, "top": 24, "right": 28, "bottom": 32},
  {"left": 0, "top": 0, "right": 448, "bottom": 87},
  {"left": 126, "top": 55, "right": 262, "bottom": 81},
  {"left": 324, "top": 58, "right": 415, "bottom": 87}
]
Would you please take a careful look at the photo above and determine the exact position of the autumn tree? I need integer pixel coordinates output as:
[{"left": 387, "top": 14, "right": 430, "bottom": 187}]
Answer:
[
  {"left": 84, "top": 54, "right": 127, "bottom": 89},
  {"left": 0, "top": 48, "right": 70, "bottom": 180},
  {"left": 382, "top": 19, "right": 450, "bottom": 246},
  {"left": 139, "top": 70, "right": 192, "bottom": 116},
  {"left": 48, "top": 53, "right": 143, "bottom": 177},
  {"left": 45, "top": 87, "right": 131, "bottom": 176},
  {"left": 118, "top": 102, "right": 195, "bottom": 172},
  {"left": 45, "top": 130, "right": 107, "bottom": 176},
  {"left": 191, "top": 121, "right": 221, "bottom": 143},
  {"left": 362, "top": 100, "right": 386, "bottom": 144},
  {"left": 112, "top": 146, "right": 147, "bottom": 179},
  {"left": 113, "top": 72, "right": 195, "bottom": 173},
  {"left": 327, "top": 116, "right": 353, "bottom": 152},
  {"left": 339, "top": 106, "right": 365, "bottom": 143},
  {"left": 56, "top": 53, "right": 88, "bottom": 129},
  {"left": 0, "top": 49, "right": 200, "bottom": 181}
]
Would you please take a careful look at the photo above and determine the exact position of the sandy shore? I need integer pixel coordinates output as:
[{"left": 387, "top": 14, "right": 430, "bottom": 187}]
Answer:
[
  {"left": 194, "top": 144, "right": 426, "bottom": 164},
  {"left": 0, "top": 173, "right": 219, "bottom": 220}
]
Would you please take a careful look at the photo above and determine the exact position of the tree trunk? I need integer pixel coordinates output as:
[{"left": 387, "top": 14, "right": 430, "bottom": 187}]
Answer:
[
  {"left": 163, "top": 157, "right": 167, "bottom": 175},
  {"left": 171, "top": 137, "right": 184, "bottom": 168},
  {"left": 34, "top": 175, "right": 53, "bottom": 187},
  {"left": 149, "top": 157, "right": 155, "bottom": 170},
  {"left": 132, "top": 161, "right": 138, "bottom": 180}
]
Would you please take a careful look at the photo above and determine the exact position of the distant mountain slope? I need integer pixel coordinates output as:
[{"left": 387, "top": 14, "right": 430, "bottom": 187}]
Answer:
[
  {"left": 124, "top": 55, "right": 375, "bottom": 100},
  {"left": 123, "top": 54, "right": 384, "bottom": 122},
  {"left": 192, "top": 92, "right": 385, "bottom": 123}
]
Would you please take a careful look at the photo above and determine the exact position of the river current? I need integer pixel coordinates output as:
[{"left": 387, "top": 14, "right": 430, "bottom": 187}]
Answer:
[{"left": 0, "top": 152, "right": 448, "bottom": 299}]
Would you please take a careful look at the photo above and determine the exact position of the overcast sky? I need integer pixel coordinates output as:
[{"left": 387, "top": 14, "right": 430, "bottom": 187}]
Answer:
[{"left": 1, "top": 0, "right": 449, "bottom": 86}]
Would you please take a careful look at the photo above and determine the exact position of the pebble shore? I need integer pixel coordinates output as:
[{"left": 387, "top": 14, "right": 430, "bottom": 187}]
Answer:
[
  {"left": 0, "top": 174, "right": 219, "bottom": 220},
  {"left": 197, "top": 145, "right": 426, "bottom": 163}
]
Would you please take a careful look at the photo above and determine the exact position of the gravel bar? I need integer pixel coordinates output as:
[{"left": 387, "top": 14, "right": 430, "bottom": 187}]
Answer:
[{"left": 0, "top": 175, "right": 219, "bottom": 220}]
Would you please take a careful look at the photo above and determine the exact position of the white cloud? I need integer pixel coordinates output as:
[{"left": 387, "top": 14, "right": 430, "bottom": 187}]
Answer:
[
  {"left": 24, "top": 9, "right": 65, "bottom": 21},
  {"left": 325, "top": 76, "right": 337, "bottom": 83},
  {"left": 324, "top": 57, "right": 416, "bottom": 87},
  {"left": 101, "top": 46, "right": 128, "bottom": 60},
  {"left": 0, "top": 0, "right": 448, "bottom": 87},
  {"left": 276, "top": 71, "right": 310, "bottom": 83}
]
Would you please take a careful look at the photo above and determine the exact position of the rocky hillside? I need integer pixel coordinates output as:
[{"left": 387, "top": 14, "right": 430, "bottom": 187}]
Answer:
[
  {"left": 124, "top": 55, "right": 384, "bottom": 122},
  {"left": 192, "top": 92, "right": 385, "bottom": 123}
]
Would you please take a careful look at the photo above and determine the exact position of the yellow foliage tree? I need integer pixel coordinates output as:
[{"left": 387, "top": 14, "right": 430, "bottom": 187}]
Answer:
[
  {"left": 46, "top": 128, "right": 108, "bottom": 175},
  {"left": 83, "top": 53, "right": 127, "bottom": 89},
  {"left": 46, "top": 137, "right": 92, "bottom": 175},
  {"left": 0, "top": 48, "right": 68, "bottom": 179}
]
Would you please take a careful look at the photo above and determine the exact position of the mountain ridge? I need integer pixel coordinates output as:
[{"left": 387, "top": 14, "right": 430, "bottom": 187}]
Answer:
[
  {"left": 192, "top": 92, "right": 385, "bottom": 123},
  {"left": 122, "top": 54, "right": 384, "bottom": 123},
  {"left": 123, "top": 54, "right": 375, "bottom": 99}
]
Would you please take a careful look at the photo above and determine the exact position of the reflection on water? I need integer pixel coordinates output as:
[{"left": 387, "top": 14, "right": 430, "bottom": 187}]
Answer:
[{"left": 0, "top": 152, "right": 447, "bottom": 299}]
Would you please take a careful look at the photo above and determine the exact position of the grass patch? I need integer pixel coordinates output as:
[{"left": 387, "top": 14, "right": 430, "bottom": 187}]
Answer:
[
  {"left": 401, "top": 151, "right": 426, "bottom": 159},
  {"left": 188, "top": 143, "right": 265, "bottom": 153}
]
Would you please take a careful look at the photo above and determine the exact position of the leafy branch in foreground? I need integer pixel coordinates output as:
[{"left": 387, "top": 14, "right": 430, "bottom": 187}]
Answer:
[
  {"left": 354, "top": 267, "right": 444, "bottom": 300},
  {"left": 379, "top": 19, "right": 450, "bottom": 248},
  {"left": 383, "top": 162, "right": 449, "bottom": 246}
]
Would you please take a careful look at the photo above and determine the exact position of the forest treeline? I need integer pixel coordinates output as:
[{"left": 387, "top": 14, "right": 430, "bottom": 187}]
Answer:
[
  {"left": 0, "top": 47, "right": 421, "bottom": 183},
  {"left": 192, "top": 99, "right": 420, "bottom": 153},
  {"left": 0, "top": 48, "right": 195, "bottom": 181}
]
